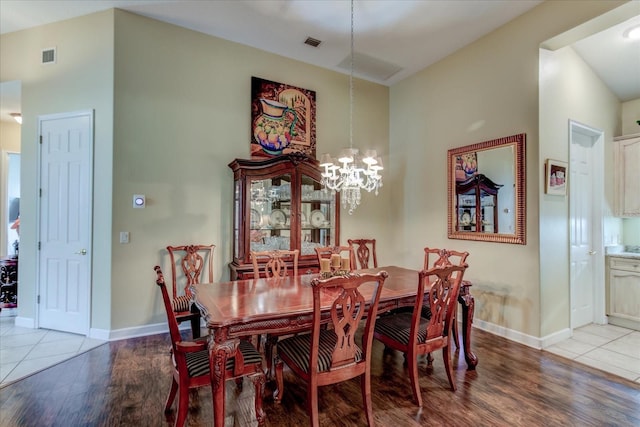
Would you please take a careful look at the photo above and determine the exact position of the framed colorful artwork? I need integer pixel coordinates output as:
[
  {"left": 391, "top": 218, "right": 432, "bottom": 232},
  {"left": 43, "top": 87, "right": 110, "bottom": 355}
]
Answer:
[
  {"left": 455, "top": 152, "right": 478, "bottom": 181},
  {"left": 251, "top": 77, "right": 316, "bottom": 160},
  {"left": 545, "top": 159, "right": 568, "bottom": 196}
]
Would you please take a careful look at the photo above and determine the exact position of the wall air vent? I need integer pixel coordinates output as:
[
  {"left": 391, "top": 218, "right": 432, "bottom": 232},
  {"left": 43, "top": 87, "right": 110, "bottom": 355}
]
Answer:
[
  {"left": 41, "top": 47, "right": 56, "bottom": 64},
  {"left": 304, "top": 37, "right": 322, "bottom": 48}
]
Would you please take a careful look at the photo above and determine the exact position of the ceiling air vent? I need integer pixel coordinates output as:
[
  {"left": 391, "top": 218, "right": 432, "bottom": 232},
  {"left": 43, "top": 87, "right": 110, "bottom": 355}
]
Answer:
[
  {"left": 41, "top": 47, "right": 56, "bottom": 65},
  {"left": 304, "top": 37, "right": 322, "bottom": 48}
]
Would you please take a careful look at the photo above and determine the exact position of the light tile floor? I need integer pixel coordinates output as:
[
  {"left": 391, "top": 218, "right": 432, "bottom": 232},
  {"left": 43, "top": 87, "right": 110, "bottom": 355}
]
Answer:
[
  {"left": 545, "top": 323, "right": 640, "bottom": 384},
  {"left": 0, "top": 315, "right": 107, "bottom": 387}
]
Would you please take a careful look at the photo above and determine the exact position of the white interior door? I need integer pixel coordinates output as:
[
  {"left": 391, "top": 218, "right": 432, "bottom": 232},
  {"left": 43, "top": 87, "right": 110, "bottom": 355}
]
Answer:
[
  {"left": 569, "top": 120, "right": 604, "bottom": 329},
  {"left": 38, "top": 111, "right": 93, "bottom": 335}
]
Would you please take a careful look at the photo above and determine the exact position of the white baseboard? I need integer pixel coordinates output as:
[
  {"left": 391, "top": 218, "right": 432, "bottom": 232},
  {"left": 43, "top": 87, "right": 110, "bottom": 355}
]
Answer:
[
  {"left": 473, "top": 318, "right": 546, "bottom": 350},
  {"left": 14, "top": 316, "right": 35, "bottom": 328},
  {"left": 540, "top": 327, "right": 572, "bottom": 348},
  {"left": 607, "top": 315, "right": 640, "bottom": 331},
  {"left": 8, "top": 316, "right": 197, "bottom": 341},
  {"left": 13, "top": 315, "right": 577, "bottom": 348},
  {"left": 104, "top": 322, "right": 169, "bottom": 341},
  {"left": 103, "top": 320, "right": 196, "bottom": 341}
]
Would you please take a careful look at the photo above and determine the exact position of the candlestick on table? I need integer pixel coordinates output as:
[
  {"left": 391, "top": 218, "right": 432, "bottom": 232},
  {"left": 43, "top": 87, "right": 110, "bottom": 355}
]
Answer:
[
  {"left": 330, "top": 254, "right": 341, "bottom": 268},
  {"left": 340, "top": 257, "right": 350, "bottom": 271},
  {"left": 320, "top": 259, "right": 331, "bottom": 273}
]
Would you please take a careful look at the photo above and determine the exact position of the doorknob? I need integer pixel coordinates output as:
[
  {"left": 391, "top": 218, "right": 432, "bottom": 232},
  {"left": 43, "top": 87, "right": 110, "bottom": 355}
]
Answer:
[
  {"left": 588, "top": 250, "right": 597, "bottom": 255},
  {"left": 75, "top": 249, "right": 87, "bottom": 255}
]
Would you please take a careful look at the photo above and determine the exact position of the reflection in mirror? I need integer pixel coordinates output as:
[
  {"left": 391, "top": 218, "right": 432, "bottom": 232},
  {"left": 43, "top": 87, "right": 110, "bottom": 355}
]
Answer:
[{"left": 448, "top": 134, "right": 526, "bottom": 244}]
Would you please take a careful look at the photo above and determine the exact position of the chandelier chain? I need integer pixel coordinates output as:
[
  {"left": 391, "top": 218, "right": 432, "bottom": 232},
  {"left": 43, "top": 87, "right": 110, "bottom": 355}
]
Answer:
[
  {"left": 350, "top": 0, "right": 354, "bottom": 150},
  {"left": 319, "top": 0, "right": 383, "bottom": 215}
]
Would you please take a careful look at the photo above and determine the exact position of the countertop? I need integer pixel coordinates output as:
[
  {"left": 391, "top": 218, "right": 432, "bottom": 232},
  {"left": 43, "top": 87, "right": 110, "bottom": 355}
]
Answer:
[{"left": 606, "top": 246, "right": 640, "bottom": 260}]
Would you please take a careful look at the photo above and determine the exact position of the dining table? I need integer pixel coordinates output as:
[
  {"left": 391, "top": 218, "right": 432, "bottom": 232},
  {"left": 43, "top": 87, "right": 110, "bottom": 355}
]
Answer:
[{"left": 191, "top": 265, "right": 478, "bottom": 427}]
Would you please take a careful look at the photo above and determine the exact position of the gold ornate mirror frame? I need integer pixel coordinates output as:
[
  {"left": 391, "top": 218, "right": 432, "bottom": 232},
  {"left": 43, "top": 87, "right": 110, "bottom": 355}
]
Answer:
[{"left": 447, "top": 133, "right": 526, "bottom": 245}]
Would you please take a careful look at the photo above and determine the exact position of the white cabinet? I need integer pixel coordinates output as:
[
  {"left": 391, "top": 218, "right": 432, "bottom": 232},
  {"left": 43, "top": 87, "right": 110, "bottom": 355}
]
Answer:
[
  {"left": 614, "top": 133, "right": 640, "bottom": 217},
  {"left": 606, "top": 256, "right": 640, "bottom": 331}
]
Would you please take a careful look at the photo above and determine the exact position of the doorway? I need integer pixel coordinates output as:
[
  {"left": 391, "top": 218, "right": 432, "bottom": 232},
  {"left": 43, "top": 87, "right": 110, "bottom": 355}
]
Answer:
[
  {"left": 2, "top": 152, "right": 20, "bottom": 257},
  {"left": 569, "top": 120, "right": 605, "bottom": 330},
  {"left": 37, "top": 111, "right": 94, "bottom": 335}
]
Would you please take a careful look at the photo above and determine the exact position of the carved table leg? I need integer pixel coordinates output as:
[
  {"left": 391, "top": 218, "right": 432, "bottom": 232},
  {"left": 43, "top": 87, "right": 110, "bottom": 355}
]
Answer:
[
  {"left": 265, "top": 334, "right": 279, "bottom": 380},
  {"left": 209, "top": 328, "right": 236, "bottom": 427},
  {"left": 458, "top": 282, "right": 478, "bottom": 370}
]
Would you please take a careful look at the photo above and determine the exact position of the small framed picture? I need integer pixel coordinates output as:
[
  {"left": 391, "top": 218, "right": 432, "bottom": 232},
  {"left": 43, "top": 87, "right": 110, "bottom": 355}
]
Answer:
[{"left": 545, "top": 159, "right": 568, "bottom": 196}]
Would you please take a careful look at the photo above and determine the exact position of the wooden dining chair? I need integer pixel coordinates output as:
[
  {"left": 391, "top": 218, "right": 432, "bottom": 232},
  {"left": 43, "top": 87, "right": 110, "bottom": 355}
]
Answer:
[
  {"left": 274, "top": 271, "right": 388, "bottom": 427},
  {"left": 166, "top": 244, "right": 215, "bottom": 338},
  {"left": 314, "top": 245, "right": 356, "bottom": 271},
  {"left": 154, "top": 266, "right": 266, "bottom": 427},
  {"left": 423, "top": 247, "right": 469, "bottom": 349},
  {"left": 373, "top": 263, "right": 467, "bottom": 407},
  {"left": 250, "top": 249, "right": 299, "bottom": 278},
  {"left": 250, "top": 249, "right": 300, "bottom": 377},
  {"left": 348, "top": 238, "right": 378, "bottom": 269}
]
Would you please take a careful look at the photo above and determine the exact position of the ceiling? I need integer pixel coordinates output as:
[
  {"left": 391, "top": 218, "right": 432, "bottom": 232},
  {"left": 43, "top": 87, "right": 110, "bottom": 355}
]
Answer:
[{"left": 1, "top": 0, "right": 639, "bottom": 123}]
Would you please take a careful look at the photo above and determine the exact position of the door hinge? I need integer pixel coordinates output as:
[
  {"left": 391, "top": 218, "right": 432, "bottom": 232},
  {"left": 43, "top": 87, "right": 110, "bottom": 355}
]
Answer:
[
  {"left": 39, "top": 188, "right": 42, "bottom": 197},
  {"left": 38, "top": 242, "right": 41, "bottom": 250},
  {"left": 37, "top": 295, "right": 40, "bottom": 304},
  {"left": 39, "top": 135, "right": 43, "bottom": 144}
]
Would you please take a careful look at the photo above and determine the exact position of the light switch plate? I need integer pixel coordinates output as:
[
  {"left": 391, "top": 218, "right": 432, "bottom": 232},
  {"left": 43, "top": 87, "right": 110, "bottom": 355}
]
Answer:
[
  {"left": 133, "top": 194, "right": 145, "bottom": 208},
  {"left": 120, "top": 231, "right": 129, "bottom": 244}
]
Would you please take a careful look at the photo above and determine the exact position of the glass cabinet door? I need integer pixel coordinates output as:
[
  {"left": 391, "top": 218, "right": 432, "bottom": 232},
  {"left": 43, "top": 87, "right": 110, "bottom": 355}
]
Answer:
[
  {"left": 299, "top": 173, "right": 336, "bottom": 256},
  {"left": 248, "top": 173, "right": 292, "bottom": 253}
]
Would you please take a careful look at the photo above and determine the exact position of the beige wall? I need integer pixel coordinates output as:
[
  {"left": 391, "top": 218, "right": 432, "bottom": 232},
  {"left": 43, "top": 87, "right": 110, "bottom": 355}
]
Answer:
[
  {"left": 389, "top": 0, "right": 626, "bottom": 341},
  {"left": 0, "top": 120, "right": 20, "bottom": 152},
  {"left": 0, "top": 11, "right": 115, "bottom": 327},
  {"left": 111, "top": 11, "right": 389, "bottom": 329}
]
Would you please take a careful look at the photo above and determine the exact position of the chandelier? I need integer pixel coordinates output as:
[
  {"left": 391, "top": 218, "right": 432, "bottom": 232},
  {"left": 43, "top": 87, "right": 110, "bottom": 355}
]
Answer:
[{"left": 319, "top": 0, "right": 383, "bottom": 215}]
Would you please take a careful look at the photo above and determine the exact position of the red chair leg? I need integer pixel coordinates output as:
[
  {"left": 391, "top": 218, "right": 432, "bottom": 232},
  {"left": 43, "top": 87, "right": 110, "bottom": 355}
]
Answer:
[
  {"left": 442, "top": 345, "right": 456, "bottom": 391},
  {"left": 176, "top": 385, "right": 189, "bottom": 427},
  {"left": 165, "top": 377, "right": 178, "bottom": 413},
  {"left": 407, "top": 350, "right": 423, "bottom": 407},
  {"left": 361, "top": 373, "right": 374, "bottom": 426},
  {"left": 308, "top": 383, "right": 320, "bottom": 427}
]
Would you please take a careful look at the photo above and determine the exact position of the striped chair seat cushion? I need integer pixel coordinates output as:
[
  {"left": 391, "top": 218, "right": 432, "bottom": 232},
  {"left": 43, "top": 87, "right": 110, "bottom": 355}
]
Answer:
[
  {"left": 386, "top": 304, "right": 431, "bottom": 320},
  {"left": 277, "top": 331, "right": 363, "bottom": 374},
  {"left": 184, "top": 340, "right": 263, "bottom": 378},
  {"left": 374, "top": 312, "right": 428, "bottom": 345},
  {"left": 172, "top": 295, "right": 191, "bottom": 313}
]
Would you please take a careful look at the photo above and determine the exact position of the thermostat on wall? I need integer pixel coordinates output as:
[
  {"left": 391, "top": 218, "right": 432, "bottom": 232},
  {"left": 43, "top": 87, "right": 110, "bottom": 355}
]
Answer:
[{"left": 133, "top": 194, "right": 145, "bottom": 208}]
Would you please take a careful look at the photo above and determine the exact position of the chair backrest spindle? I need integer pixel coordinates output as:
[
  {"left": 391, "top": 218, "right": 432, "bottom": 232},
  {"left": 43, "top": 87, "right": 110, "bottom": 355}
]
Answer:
[
  {"left": 166, "top": 244, "right": 215, "bottom": 299},
  {"left": 251, "top": 249, "right": 299, "bottom": 278},
  {"left": 348, "top": 239, "right": 378, "bottom": 269}
]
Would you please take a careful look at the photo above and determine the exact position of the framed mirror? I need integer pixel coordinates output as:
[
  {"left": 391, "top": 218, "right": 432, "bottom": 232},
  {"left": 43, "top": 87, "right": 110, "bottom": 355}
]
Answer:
[{"left": 447, "top": 133, "right": 526, "bottom": 245}]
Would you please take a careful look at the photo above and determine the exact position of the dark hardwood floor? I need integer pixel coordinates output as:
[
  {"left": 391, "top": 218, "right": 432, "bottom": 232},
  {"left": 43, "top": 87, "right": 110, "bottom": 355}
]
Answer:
[{"left": 1, "top": 327, "right": 638, "bottom": 427}]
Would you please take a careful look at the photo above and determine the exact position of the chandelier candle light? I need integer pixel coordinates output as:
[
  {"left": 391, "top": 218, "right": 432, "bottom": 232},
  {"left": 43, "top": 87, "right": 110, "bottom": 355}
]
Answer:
[{"left": 319, "top": 0, "right": 383, "bottom": 215}]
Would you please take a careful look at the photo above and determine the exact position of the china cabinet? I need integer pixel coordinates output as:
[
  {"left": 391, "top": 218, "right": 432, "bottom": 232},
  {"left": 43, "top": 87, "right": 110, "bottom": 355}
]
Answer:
[
  {"left": 455, "top": 174, "right": 502, "bottom": 233},
  {"left": 614, "top": 134, "right": 640, "bottom": 217},
  {"left": 606, "top": 255, "right": 640, "bottom": 331},
  {"left": 228, "top": 153, "right": 340, "bottom": 280}
]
